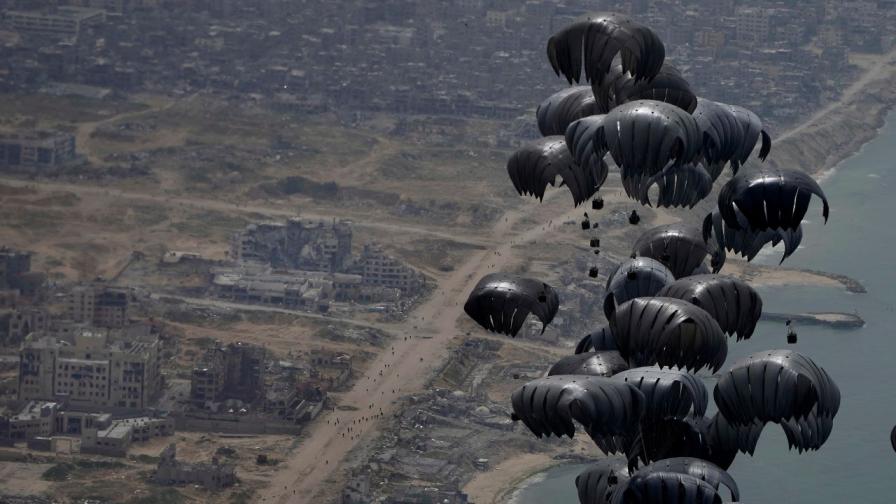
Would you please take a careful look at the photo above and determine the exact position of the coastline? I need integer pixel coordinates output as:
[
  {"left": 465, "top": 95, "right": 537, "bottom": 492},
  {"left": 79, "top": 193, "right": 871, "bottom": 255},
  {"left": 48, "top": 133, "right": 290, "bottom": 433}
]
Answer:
[
  {"left": 464, "top": 49, "right": 896, "bottom": 504},
  {"left": 462, "top": 453, "right": 561, "bottom": 504}
]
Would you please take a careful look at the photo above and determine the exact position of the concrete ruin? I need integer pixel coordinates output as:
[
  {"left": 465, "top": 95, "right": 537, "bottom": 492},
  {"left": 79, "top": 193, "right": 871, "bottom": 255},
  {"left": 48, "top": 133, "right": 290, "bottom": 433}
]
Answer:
[
  {"left": 67, "top": 285, "right": 133, "bottom": 328},
  {"left": 0, "top": 400, "right": 173, "bottom": 457},
  {"left": 0, "top": 130, "right": 78, "bottom": 169},
  {"left": 190, "top": 341, "right": 265, "bottom": 407},
  {"left": 226, "top": 218, "right": 423, "bottom": 305},
  {"left": 152, "top": 443, "right": 236, "bottom": 490},
  {"left": 0, "top": 248, "right": 46, "bottom": 302},
  {"left": 231, "top": 218, "right": 352, "bottom": 273}
]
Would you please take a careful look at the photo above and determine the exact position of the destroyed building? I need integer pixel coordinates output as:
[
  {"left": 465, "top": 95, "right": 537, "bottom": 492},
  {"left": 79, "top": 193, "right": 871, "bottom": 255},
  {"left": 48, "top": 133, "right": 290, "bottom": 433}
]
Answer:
[
  {"left": 67, "top": 284, "right": 132, "bottom": 328},
  {"left": 359, "top": 244, "right": 423, "bottom": 294},
  {"left": 225, "top": 219, "right": 423, "bottom": 306},
  {"left": 307, "top": 350, "right": 352, "bottom": 391},
  {"left": 17, "top": 325, "right": 163, "bottom": 410},
  {"left": 0, "top": 130, "right": 77, "bottom": 169},
  {"left": 0, "top": 248, "right": 46, "bottom": 301},
  {"left": 210, "top": 265, "right": 342, "bottom": 311},
  {"left": 190, "top": 341, "right": 265, "bottom": 407},
  {"left": 5, "top": 306, "right": 51, "bottom": 345},
  {"left": 1, "top": 400, "right": 173, "bottom": 457},
  {"left": 231, "top": 218, "right": 353, "bottom": 272},
  {"left": 153, "top": 443, "right": 236, "bottom": 490},
  {"left": 4, "top": 6, "right": 106, "bottom": 38}
]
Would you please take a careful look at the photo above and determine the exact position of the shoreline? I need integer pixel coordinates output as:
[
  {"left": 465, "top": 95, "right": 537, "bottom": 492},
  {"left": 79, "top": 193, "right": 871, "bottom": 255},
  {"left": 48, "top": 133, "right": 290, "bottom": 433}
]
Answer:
[{"left": 467, "top": 50, "right": 896, "bottom": 503}]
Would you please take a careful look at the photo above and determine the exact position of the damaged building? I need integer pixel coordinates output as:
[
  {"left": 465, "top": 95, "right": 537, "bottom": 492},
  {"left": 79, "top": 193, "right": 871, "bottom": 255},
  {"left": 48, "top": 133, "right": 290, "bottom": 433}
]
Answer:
[
  {"left": 231, "top": 218, "right": 353, "bottom": 272},
  {"left": 17, "top": 325, "right": 163, "bottom": 410},
  {"left": 224, "top": 218, "right": 423, "bottom": 309},
  {"left": 1, "top": 400, "right": 173, "bottom": 457},
  {"left": 152, "top": 443, "right": 236, "bottom": 490},
  {"left": 0, "top": 248, "right": 46, "bottom": 301},
  {"left": 0, "top": 130, "right": 78, "bottom": 169},
  {"left": 67, "top": 284, "right": 133, "bottom": 328},
  {"left": 190, "top": 341, "right": 265, "bottom": 407}
]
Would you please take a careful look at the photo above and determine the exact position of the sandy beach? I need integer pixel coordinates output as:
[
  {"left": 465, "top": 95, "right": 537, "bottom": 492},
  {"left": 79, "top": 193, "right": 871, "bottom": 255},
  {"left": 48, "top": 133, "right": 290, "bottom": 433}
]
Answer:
[{"left": 463, "top": 452, "right": 560, "bottom": 504}]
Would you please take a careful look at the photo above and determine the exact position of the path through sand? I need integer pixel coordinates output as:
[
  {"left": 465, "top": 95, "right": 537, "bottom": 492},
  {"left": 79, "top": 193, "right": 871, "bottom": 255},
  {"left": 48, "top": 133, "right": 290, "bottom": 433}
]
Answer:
[{"left": 259, "top": 191, "right": 597, "bottom": 503}]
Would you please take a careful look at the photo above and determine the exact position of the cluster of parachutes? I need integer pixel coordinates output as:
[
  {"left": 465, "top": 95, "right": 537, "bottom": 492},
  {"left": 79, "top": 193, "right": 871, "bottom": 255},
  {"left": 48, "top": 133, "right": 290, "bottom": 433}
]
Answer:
[
  {"left": 463, "top": 13, "right": 840, "bottom": 503},
  {"left": 508, "top": 12, "right": 830, "bottom": 269}
]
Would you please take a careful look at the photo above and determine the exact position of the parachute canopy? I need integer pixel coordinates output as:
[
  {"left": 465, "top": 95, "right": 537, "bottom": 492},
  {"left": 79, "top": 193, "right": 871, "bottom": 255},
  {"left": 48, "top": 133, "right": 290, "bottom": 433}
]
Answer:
[
  {"left": 537, "top": 86, "right": 600, "bottom": 136},
  {"left": 632, "top": 224, "right": 721, "bottom": 279},
  {"left": 547, "top": 13, "right": 665, "bottom": 86},
  {"left": 717, "top": 166, "right": 829, "bottom": 232},
  {"left": 511, "top": 375, "right": 645, "bottom": 452},
  {"left": 658, "top": 275, "right": 763, "bottom": 341},
  {"left": 548, "top": 351, "right": 630, "bottom": 378},
  {"left": 507, "top": 136, "right": 608, "bottom": 207},
  {"left": 463, "top": 273, "right": 559, "bottom": 337},
  {"left": 604, "top": 257, "right": 675, "bottom": 316},
  {"left": 607, "top": 296, "right": 728, "bottom": 372}
]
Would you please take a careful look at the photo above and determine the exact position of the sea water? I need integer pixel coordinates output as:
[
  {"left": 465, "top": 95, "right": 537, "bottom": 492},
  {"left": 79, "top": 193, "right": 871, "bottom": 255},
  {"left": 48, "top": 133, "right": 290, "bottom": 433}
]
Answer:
[{"left": 514, "top": 115, "right": 896, "bottom": 503}]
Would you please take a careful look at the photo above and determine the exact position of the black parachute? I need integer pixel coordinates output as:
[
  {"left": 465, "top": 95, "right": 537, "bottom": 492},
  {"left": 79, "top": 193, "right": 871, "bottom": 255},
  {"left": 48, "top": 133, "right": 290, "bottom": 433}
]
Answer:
[
  {"left": 606, "top": 296, "right": 728, "bottom": 372},
  {"left": 565, "top": 115, "right": 609, "bottom": 177},
  {"left": 594, "top": 63, "right": 697, "bottom": 114},
  {"left": 701, "top": 412, "right": 762, "bottom": 467},
  {"left": 612, "top": 367, "right": 710, "bottom": 467},
  {"left": 549, "top": 351, "right": 629, "bottom": 378},
  {"left": 495, "top": 10, "right": 838, "bottom": 500},
  {"left": 591, "top": 100, "right": 703, "bottom": 181},
  {"left": 628, "top": 458, "right": 739, "bottom": 502},
  {"left": 576, "top": 325, "right": 618, "bottom": 354},
  {"left": 632, "top": 163, "right": 713, "bottom": 209},
  {"left": 612, "top": 367, "right": 708, "bottom": 422},
  {"left": 547, "top": 13, "right": 665, "bottom": 87},
  {"left": 463, "top": 274, "right": 559, "bottom": 337},
  {"left": 603, "top": 257, "right": 675, "bottom": 316},
  {"left": 632, "top": 224, "right": 722, "bottom": 279},
  {"left": 717, "top": 166, "right": 830, "bottom": 232},
  {"left": 622, "top": 413, "right": 747, "bottom": 471},
  {"left": 702, "top": 208, "right": 804, "bottom": 267},
  {"left": 507, "top": 137, "right": 608, "bottom": 207},
  {"left": 537, "top": 86, "right": 600, "bottom": 136},
  {"left": 510, "top": 375, "right": 645, "bottom": 453},
  {"left": 691, "top": 98, "right": 746, "bottom": 180},
  {"left": 610, "top": 471, "right": 726, "bottom": 504},
  {"left": 728, "top": 104, "right": 772, "bottom": 170},
  {"left": 576, "top": 458, "right": 630, "bottom": 504},
  {"left": 658, "top": 275, "right": 763, "bottom": 341},
  {"left": 714, "top": 350, "right": 840, "bottom": 452}
]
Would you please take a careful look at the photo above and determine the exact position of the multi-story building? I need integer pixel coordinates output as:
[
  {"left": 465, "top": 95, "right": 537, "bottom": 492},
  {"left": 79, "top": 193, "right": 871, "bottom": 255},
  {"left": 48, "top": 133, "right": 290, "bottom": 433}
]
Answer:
[
  {"left": 0, "top": 130, "right": 76, "bottom": 167},
  {"left": 230, "top": 218, "right": 353, "bottom": 273},
  {"left": 67, "top": 285, "right": 131, "bottom": 328},
  {"left": 359, "top": 244, "right": 423, "bottom": 294},
  {"left": 18, "top": 327, "right": 162, "bottom": 409},
  {"left": 4, "top": 6, "right": 105, "bottom": 38},
  {"left": 190, "top": 341, "right": 265, "bottom": 406},
  {"left": 3, "top": 401, "right": 59, "bottom": 440},
  {"left": 7, "top": 306, "right": 51, "bottom": 345},
  {"left": 735, "top": 7, "right": 771, "bottom": 45},
  {"left": 0, "top": 248, "right": 45, "bottom": 300}
]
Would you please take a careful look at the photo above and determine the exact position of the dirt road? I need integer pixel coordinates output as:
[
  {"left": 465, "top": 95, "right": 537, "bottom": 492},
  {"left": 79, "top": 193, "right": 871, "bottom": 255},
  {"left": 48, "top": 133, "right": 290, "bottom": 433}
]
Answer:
[
  {"left": 0, "top": 176, "right": 490, "bottom": 247},
  {"left": 258, "top": 191, "right": 595, "bottom": 503}
]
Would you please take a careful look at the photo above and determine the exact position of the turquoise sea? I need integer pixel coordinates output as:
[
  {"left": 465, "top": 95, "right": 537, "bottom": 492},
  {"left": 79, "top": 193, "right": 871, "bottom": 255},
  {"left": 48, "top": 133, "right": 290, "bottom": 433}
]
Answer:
[{"left": 514, "top": 115, "right": 896, "bottom": 503}]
